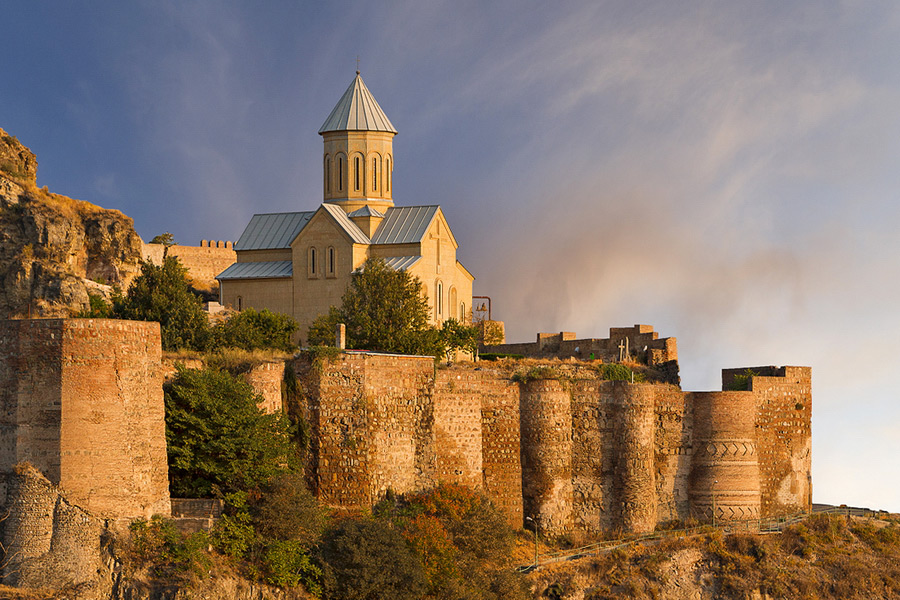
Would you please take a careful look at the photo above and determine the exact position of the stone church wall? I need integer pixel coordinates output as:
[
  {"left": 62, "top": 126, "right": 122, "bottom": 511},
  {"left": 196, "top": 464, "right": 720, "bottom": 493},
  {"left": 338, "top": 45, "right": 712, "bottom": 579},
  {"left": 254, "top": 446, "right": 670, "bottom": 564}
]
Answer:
[{"left": 142, "top": 240, "right": 236, "bottom": 291}]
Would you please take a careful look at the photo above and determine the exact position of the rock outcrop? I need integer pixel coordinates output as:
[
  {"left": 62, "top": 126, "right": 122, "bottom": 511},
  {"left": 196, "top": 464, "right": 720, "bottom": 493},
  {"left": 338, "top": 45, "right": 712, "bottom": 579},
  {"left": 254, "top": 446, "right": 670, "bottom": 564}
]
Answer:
[{"left": 0, "top": 128, "right": 143, "bottom": 317}]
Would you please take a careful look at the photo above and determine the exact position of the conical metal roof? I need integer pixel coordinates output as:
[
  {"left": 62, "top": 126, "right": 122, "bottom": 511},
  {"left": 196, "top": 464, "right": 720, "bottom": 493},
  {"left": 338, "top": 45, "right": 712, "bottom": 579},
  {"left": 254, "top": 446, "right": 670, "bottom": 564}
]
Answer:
[{"left": 319, "top": 73, "right": 397, "bottom": 134}]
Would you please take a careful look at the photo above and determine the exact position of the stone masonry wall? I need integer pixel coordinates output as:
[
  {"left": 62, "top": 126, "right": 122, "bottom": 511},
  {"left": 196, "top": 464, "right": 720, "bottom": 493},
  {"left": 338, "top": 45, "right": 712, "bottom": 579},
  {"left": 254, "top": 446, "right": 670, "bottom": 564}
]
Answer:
[
  {"left": 291, "top": 353, "right": 810, "bottom": 536},
  {"left": 142, "top": 241, "right": 236, "bottom": 291},
  {"left": 726, "top": 366, "right": 812, "bottom": 516},
  {"left": 0, "top": 319, "right": 170, "bottom": 521},
  {"left": 2, "top": 464, "right": 102, "bottom": 589},
  {"left": 689, "top": 391, "right": 761, "bottom": 522}
]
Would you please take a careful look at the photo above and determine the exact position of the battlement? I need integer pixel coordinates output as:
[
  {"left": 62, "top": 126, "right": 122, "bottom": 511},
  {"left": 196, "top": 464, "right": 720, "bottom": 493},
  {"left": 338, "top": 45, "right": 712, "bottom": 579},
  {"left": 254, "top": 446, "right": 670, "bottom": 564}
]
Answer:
[
  {"left": 142, "top": 240, "right": 237, "bottom": 291},
  {"left": 482, "top": 324, "right": 679, "bottom": 383}
]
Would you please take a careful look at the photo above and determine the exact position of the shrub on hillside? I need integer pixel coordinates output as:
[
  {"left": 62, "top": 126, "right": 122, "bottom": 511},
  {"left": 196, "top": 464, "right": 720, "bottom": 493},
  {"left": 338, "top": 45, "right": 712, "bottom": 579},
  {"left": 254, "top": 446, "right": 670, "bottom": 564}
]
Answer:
[
  {"left": 164, "top": 365, "right": 299, "bottom": 497},
  {"left": 209, "top": 308, "right": 298, "bottom": 353}
]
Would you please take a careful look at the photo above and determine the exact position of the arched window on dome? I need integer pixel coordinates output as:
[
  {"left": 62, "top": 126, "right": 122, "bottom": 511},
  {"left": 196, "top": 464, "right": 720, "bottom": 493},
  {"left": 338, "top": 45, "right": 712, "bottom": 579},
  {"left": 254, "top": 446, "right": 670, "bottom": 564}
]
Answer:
[
  {"left": 324, "top": 154, "right": 331, "bottom": 193},
  {"left": 337, "top": 155, "right": 345, "bottom": 192},
  {"left": 372, "top": 156, "right": 378, "bottom": 192},
  {"left": 385, "top": 156, "right": 391, "bottom": 192},
  {"left": 354, "top": 156, "right": 361, "bottom": 191}
]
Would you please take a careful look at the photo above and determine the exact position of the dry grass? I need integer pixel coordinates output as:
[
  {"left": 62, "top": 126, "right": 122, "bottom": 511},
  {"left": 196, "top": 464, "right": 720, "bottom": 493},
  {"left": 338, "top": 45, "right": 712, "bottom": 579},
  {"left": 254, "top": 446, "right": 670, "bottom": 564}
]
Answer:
[{"left": 526, "top": 514, "right": 900, "bottom": 599}]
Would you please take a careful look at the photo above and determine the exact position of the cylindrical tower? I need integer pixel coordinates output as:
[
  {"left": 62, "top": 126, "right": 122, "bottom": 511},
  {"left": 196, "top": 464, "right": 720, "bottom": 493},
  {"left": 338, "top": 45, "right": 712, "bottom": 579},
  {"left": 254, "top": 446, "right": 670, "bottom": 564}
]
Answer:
[
  {"left": 615, "top": 383, "right": 657, "bottom": 534},
  {"left": 519, "top": 379, "right": 572, "bottom": 536},
  {"left": 689, "top": 392, "right": 761, "bottom": 523}
]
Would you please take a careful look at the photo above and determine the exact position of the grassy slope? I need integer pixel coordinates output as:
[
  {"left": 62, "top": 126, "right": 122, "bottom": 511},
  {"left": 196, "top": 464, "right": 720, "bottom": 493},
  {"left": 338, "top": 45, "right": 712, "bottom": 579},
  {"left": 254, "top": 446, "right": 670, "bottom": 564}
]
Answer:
[{"left": 526, "top": 513, "right": 900, "bottom": 600}]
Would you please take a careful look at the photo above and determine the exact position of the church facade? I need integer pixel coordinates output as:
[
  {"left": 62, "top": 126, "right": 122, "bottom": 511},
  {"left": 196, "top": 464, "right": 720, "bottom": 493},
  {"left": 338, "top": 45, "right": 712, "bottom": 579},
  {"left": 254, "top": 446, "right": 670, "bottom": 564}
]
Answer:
[{"left": 217, "top": 74, "right": 474, "bottom": 343}]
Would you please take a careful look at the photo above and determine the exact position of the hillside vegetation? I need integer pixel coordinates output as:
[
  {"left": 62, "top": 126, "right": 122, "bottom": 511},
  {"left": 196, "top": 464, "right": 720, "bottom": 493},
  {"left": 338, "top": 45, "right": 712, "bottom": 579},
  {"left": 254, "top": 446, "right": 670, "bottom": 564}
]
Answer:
[{"left": 525, "top": 513, "right": 900, "bottom": 600}]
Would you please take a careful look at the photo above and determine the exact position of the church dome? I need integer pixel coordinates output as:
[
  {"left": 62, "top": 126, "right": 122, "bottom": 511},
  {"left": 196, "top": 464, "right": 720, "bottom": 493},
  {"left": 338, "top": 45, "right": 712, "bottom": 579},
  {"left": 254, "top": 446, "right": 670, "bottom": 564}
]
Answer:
[{"left": 318, "top": 73, "right": 397, "bottom": 134}]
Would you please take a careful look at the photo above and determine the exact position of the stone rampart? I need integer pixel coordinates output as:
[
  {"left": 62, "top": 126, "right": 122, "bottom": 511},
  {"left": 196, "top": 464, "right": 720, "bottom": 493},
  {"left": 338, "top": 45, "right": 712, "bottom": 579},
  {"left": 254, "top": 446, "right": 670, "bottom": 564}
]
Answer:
[
  {"left": 483, "top": 325, "right": 679, "bottom": 383},
  {"left": 2, "top": 464, "right": 102, "bottom": 589},
  {"left": 142, "top": 241, "right": 236, "bottom": 291},
  {"left": 725, "top": 366, "right": 812, "bottom": 516},
  {"left": 290, "top": 353, "right": 811, "bottom": 534},
  {"left": 689, "top": 391, "right": 761, "bottom": 522},
  {"left": 520, "top": 379, "right": 573, "bottom": 536},
  {"left": 0, "top": 319, "right": 170, "bottom": 521}
]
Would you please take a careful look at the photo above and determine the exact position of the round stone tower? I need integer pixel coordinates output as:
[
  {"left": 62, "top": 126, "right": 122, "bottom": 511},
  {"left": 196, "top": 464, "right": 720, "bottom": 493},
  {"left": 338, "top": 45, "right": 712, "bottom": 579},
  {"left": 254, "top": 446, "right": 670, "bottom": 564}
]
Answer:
[
  {"left": 689, "top": 391, "right": 761, "bottom": 523},
  {"left": 319, "top": 72, "right": 397, "bottom": 214},
  {"left": 519, "top": 379, "right": 573, "bottom": 535}
]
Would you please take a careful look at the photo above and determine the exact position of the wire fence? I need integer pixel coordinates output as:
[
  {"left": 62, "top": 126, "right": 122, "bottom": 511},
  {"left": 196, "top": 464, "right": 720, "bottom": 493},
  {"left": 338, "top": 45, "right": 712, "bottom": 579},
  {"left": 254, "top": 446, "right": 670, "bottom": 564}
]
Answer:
[{"left": 516, "top": 505, "right": 886, "bottom": 572}]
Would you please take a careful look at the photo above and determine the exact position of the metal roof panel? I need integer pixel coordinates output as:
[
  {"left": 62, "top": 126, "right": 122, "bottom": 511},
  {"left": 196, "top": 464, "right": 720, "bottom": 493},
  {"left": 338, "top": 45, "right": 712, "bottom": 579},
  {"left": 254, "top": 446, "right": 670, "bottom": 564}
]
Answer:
[
  {"left": 370, "top": 205, "right": 439, "bottom": 245},
  {"left": 234, "top": 212, "right": 314, "bottom": 250},
  {"left": 319, "top": 74, "right": 397, "bottom": 134},
  {"left": 217, "top": 260, "right": 293, "bottom": 280},
  {"left": 320, "top": 204, "right": 370, "bottom": 244}
]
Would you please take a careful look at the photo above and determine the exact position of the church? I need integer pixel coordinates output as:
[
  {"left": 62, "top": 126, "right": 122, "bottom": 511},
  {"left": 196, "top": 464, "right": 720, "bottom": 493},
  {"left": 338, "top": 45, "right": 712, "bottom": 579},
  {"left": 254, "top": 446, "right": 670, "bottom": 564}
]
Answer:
[{"left": 217, "top": 73, "right": 474, "bottom": 343}]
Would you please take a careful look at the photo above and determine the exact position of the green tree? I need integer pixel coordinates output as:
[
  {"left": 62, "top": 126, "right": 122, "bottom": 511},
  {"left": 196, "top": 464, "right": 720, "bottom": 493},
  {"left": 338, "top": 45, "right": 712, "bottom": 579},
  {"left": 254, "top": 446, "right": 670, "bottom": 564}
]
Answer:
[
  {"left": 150, "top": 232, "right": 176, "bottom": 246},
  {"left": 164, "top": 365, "right": 299, "bottom": 497},
  {"left": 317, "top": 518, "right": 428, "bottom": 600},
  {"left": 308, "top": 257, "right": 477, "bottom": 358},
  {"left": 210, "top": 308, "right": 298, "bottom": 352},
  {"left": 117, "top": 257, "right": 209, "bottom": 350}
]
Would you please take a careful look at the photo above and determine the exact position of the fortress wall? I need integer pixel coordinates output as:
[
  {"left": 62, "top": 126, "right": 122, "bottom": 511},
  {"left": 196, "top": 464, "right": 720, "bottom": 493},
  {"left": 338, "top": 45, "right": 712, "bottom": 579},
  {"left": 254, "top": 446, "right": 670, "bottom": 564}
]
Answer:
[
  {"left": 3, "top": 465, "right": 102, "bottom": 588},
  {"left": 0, "top": 319, "right": 169, "bottom": 521},
  {"left": 570, "top": 380, "right": 610, "bottom": 532},
  {"left": 653, "top": 385, "right": 693, "bottom": 524},
  {"left": 736, "top": 366, "right": 812, "bottom": 516},
  {"left": 302, "top": 353, "right": 434, "bottom": 507},
  {"left": 478, "top": 374, "right": 523, "bottom": 527},
  {"left": 482, "top": 325, "right": 677, "bottom": 368},
  {"left": 363, "top": 354, "right": 436, "bottom": 497},
  {"left": 615, "top": 384, "right": 658, "bottom": 533},
  {"left": 0, "top": 320, "right": 64, "bottom": 491},
  {"left": 242, "top": 361, "right": 285, "bottom": 414},
  {"left": 434, "top": 370, "right": 484, "bottom": 489},
  {"left": 57, "top": 319, "right": 170, "bottom": 520},
  {"left": 520, "top": 379, "right": 573, "bottom": 536},
  {"left": 689, "top": 391, "right": 761, "bottom": 522},
  {"left": 142, "top": 242, "right": 236, "bottom": 291}
]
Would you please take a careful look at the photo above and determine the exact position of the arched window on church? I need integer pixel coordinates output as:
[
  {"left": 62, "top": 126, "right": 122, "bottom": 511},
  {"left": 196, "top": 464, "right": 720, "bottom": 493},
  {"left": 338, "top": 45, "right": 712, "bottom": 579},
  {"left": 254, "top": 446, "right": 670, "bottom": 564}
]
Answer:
[
  {"left": 237, "top": 296, "right": 243, "bottom": 311},
  {"left": 372, "top": 156, "right": 378, "bottom": 192},
  {"left": 354, "top": 156, "right": 361, "bottom": 191},
  {"left": 436, "top": 280, "right": 443, "bottom": 320},
  {"left": 449, "top": 287, "right": 458, "bottom": 320},
  {"left": 460, "top": 302, "right": 466, "bottom": 323},
  {"left": 308, "top": 247, "right": 318, "bottom": 278},
  {"left": 327, "top": 246, "right": 336, "bottom": 277},
  {"left": 385, "top": 157, "right": 391, "bottom": 192},
  {"left": 337, "top": 156, "right": 344, "bottom": 192}
]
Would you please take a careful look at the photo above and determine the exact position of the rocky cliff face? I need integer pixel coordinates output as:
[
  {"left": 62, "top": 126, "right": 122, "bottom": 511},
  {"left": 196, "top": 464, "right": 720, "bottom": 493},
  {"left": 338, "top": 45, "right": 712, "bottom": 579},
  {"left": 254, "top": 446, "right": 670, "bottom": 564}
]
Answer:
[{"left": 0, "top": 128, "right": 143, "bottom": 317}]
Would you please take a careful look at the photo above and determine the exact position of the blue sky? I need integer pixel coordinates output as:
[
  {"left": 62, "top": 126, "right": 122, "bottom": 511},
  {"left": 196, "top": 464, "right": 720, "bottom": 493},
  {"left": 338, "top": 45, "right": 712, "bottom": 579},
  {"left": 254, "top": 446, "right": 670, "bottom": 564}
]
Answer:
[{"left": 3, "top": 1, "right": 899, "bottom": 511}]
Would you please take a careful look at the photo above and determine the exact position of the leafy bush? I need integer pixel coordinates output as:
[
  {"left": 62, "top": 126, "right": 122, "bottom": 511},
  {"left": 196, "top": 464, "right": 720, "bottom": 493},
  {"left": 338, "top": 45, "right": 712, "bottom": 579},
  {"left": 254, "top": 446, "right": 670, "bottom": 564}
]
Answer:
[
  {"left": 725, "top": 369, "right": 759, "bottom": 391},
  {"left": 164, "top": 365, "right": 299, "bottom": 497},
  {"left": 116, "top": 257, "right": 209, "bottom": 351},
  {"left": 210, "top": 308, "right": 298, "bottom": 353},
  {"left": 511, "top": 366, "right": 563, "bottom": 383},
  {"left": 262, "top": 539, "right": 323, "bottom": 593},
  {"left": 252, "top": 473, "right": 327, "bottom": 548},
  {"left": 211, "top": 492, "right": 256, "bottom": 558},
  {"left": 129, "top": 515, "right": 211, "bottom": 581},
  {"left": 317, "top": 518, "right": 428, "bottom": 600},
  {"left": 597, "top": 363, "right": 645, "bottom": 382}
]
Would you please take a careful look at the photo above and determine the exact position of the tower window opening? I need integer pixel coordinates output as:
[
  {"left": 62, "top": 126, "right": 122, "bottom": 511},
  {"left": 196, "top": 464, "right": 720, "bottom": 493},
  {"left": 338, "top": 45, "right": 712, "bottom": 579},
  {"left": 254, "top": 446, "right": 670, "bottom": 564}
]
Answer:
[
  {"left": 372, "top": 157, "right": 378, "bottom": 191},
  {"left": 325, "top": 156, "right": 331, "bottom": 193},
  {"left": 386, "top": 158, "right": 391, "bottom": 192},
  {"left": 354, "top": 156, "right": 360, "bottom": 191},
  {"left": 338, "top": 157, "right": 344, "bottom": 191}
]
